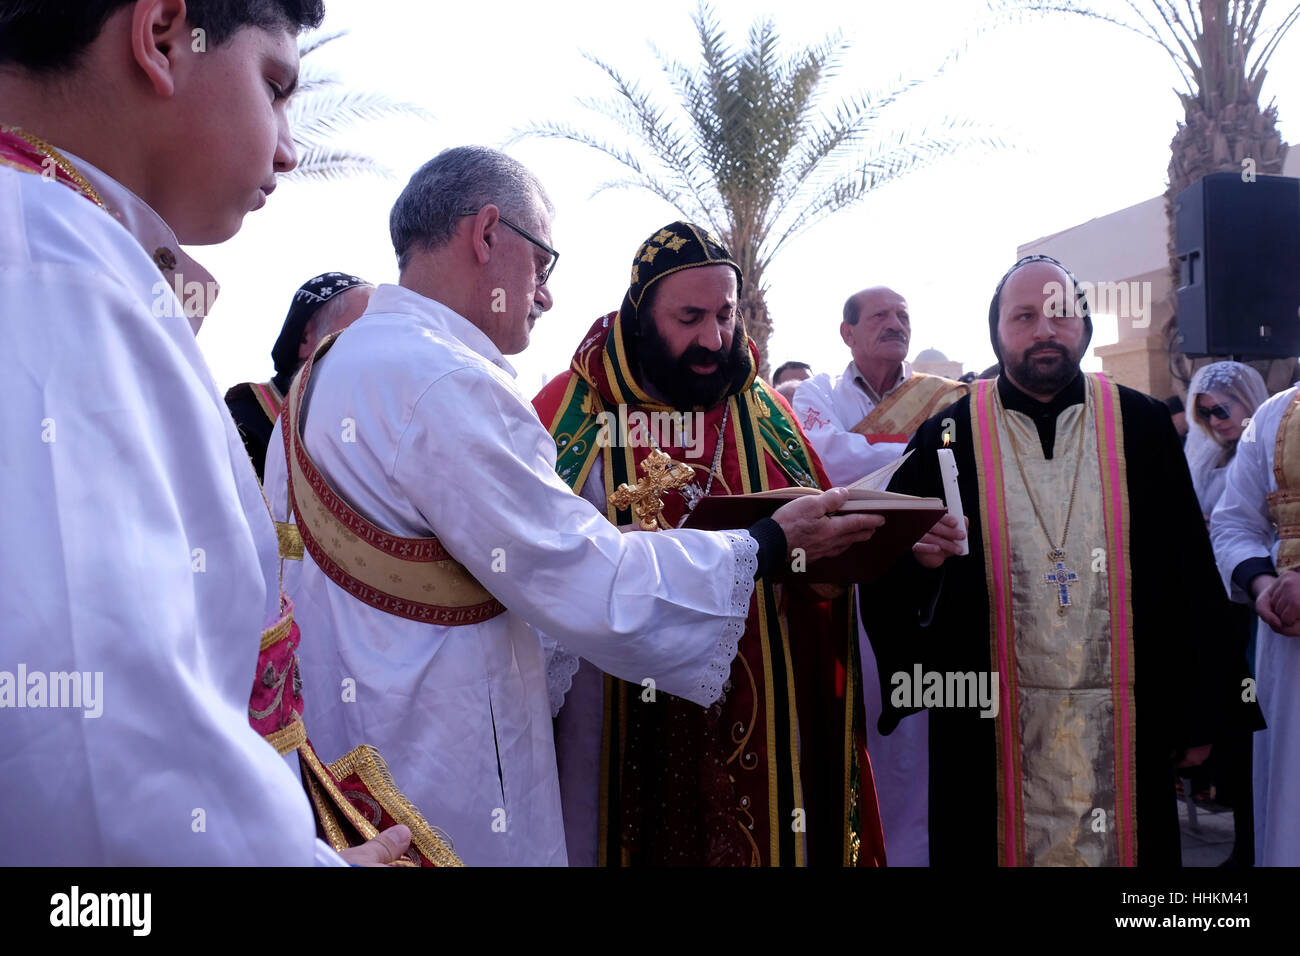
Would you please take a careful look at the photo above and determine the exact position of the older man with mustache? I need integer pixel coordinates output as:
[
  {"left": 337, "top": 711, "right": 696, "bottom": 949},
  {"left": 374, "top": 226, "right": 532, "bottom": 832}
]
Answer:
[
  {"left": 793, "top": 286, "right": 966, "bottom": 866},
  {"left": 793, "top": 287, "right": 967, "bottom": 487}
]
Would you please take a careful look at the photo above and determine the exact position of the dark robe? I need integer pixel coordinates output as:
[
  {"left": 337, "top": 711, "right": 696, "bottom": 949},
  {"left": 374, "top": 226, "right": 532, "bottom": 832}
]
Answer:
[
  {"left": 224, "top": 372, "right": 290, "bottom": 482},
  {"left": 861, "top": 371, "right": 1250, "bottom": 866}
]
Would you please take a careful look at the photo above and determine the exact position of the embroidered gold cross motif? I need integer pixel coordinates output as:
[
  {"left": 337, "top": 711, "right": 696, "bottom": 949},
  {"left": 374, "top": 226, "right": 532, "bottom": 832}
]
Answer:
[
  {"left": 652, "top": 229, "right": 675, "bottom": 245},
  {"left": 608, "top": 448, "right": 694, "bottom": 531}
]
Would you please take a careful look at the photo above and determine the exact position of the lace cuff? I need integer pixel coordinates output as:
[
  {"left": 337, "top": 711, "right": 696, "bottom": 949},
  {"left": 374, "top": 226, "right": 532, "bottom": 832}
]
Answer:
[
  {"left": 541, "top": 636, "right": 581, "bottom": 718},
  {"left": 691, "top": 530, "right": 757, "bottom": 706}
]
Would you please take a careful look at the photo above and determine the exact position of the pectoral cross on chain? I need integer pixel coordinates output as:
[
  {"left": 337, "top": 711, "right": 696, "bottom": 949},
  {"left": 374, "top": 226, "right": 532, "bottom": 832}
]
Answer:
[
  {"left": 608, "top": 448, "right": 694, "bottom": 531},
  {"left": 1044, "top": 549, "right": 1078, "bottom": 615}
]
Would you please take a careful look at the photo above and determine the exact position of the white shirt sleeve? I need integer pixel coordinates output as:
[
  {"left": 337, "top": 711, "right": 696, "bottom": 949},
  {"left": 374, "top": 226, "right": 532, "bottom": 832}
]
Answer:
[
  {"left": 792, "top": 374, "right": 907, "bottom": 486},
  {"left": 1209, "top": 394, "right": 1286, "bottom": 602},
  {"left": 390, "top": 367, "right": 755, "bottom": 706}
]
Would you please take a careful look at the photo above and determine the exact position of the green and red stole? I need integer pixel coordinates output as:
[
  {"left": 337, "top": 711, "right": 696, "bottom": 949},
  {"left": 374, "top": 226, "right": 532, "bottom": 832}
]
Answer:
[{"left": 534, "top": 311, "right": 885, "bottom": 866}]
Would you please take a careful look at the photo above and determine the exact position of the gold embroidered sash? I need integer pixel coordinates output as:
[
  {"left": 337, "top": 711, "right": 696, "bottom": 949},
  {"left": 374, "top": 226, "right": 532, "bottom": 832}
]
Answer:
[
  {"left": 970, "top": 376, "right": 1138, "bottom": 866},
  {"left": 1267, "top": 391, "right": 1300, "bottom": 572},
  {"left": 851, "top": 372, "right": 968, "bottom": 440},
  {"left": 282, "top": 333, "right": 505, "bottom": 626}
]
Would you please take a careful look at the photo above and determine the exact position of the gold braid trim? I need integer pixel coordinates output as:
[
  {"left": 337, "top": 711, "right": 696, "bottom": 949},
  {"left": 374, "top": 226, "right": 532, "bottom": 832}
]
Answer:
[
  {"left": 263, "top": 718, "right": 306, "bottom": 756},
  {"left": 302, "top": 764, "right": 350, "bottom": 852},
  {"left": 275, "top": 521, "right": 304, "bottom": 561},
  {"left": 258, "top": 610, "right": 294, "bottom": 651},
  {"left": 328, "top": 745, "right": 465, "bottom": 867},
  {"left": 0, "top": 125, "right": 105, "bottom": 207}
]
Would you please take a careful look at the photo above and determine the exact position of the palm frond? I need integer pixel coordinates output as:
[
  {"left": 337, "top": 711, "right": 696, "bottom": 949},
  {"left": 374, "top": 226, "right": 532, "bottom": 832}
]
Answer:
[
  {"left": 298, "top": 29, "right": 348, "bottom": 59},
  {"left": 990, "top": 0, "right": 1300, "bottom": 105},
  {"left": 770, "top": 125, "right": 1003, "bottom": 259},
  {"left": 511, "top": 0, "right": 1008, "bottom": 367},
  {"left": 285, "top": 30, "right": 434, "bottom": 184},
  {"left": 290, "top": 90, "right": 432, "bottom": 149},
  {"left": 282, "top": 148, "right": 392, "bottom": 182}
]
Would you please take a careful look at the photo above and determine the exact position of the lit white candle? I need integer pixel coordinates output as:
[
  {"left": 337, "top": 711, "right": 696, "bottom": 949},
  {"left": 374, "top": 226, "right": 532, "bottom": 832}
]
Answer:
[{"left": 937, "top": 446, "right": 969, "bottom": 556}]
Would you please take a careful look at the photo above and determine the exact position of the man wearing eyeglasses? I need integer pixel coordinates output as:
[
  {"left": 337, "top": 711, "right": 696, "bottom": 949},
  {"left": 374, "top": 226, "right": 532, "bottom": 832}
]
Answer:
[{"left": 262, "top": 147, "right": 882, "bottom": 866}]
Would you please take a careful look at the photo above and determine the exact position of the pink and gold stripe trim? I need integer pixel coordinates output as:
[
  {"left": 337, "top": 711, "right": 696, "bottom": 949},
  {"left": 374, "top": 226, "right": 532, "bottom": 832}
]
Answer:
[
  {"left": 972, "top": 380, "right": 1026, "bottom": 866},
  {"left": 1089, "top": 373, "right": 1138, "bottom": 866}
]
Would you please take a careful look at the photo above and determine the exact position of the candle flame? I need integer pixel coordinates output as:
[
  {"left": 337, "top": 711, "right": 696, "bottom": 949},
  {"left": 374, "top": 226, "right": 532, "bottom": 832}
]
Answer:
[{"left": 942, "top": 433, "right": 951, "bottom": 447}]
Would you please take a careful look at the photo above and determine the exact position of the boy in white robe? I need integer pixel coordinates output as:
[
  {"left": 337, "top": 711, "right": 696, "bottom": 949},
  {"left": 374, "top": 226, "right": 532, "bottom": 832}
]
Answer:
[{"left": 0, "top": 0, "right": 404, "bottom": 865}]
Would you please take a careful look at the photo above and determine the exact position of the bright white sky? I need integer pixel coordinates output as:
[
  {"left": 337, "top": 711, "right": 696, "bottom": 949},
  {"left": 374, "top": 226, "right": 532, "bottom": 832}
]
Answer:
[{"left": 190, "top": 0, "right": 1298, "bottom": 397}]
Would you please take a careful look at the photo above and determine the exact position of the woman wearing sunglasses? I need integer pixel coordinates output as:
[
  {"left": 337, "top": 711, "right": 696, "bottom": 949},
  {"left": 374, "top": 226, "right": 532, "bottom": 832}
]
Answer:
[
  {"left": 1184, "top": 359, "right": 1269, "bottom": 867},
  {"left": 1186, "top": 361, "right": 1270, "bottom": 523}
]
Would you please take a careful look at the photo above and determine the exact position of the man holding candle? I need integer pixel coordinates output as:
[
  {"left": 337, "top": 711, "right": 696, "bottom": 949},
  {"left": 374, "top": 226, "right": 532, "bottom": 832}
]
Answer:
[{"left": 860, "top": 255, "right": 1231, "bottom": 866}]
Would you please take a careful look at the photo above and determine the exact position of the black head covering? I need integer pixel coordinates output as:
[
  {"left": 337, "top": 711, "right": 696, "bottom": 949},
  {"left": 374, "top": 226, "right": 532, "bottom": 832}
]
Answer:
[
  {"left": 986, "top": 254, "right": 1092, "bottom": 364},
  {"left": 271, "top": 272, "right": 370, "bottom": 379},
  {"left": 617, "top": 222, "right": 742, "bottom": 331}
]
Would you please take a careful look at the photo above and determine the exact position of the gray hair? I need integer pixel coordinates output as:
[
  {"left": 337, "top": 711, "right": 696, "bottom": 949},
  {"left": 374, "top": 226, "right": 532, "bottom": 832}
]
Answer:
[{"left": 389, "top": 146, "right": 553, "bottom": 272}]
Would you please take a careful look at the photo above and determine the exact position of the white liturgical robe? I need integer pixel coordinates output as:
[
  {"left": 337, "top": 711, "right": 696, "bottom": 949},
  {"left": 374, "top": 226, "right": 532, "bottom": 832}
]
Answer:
[
  {"left": 794, "top": 359, "right": 929, "bottom": 866},
  {"left": 1209, "top": 385, "right": 1300, "bottom": 866},
  {"left": 793, "top": 360, "right": 912, "bottom": 487},
  {"left": 265, "top": 284, "right": 756, "bottom": 867},
  {"left": 0, "top": 152, "right": 331, "bottom": 864}
]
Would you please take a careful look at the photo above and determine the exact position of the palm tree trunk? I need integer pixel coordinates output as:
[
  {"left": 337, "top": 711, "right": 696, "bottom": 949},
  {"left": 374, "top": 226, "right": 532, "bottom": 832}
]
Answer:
[
  {"left": 1165, "top": 96, "right": 1290, "bottom": 391},
  {"left": 741, "top": 286, "right": 773, "bottom": 381}
]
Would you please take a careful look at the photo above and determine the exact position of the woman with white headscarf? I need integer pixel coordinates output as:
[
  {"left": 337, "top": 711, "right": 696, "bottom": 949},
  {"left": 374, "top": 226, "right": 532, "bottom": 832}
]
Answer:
[
  {"left": 1185, "top": 361, "right": 1270, "bottom": 520},
  {"left": 1184, "top": 360, "right": 1269, "bottom": 866}
]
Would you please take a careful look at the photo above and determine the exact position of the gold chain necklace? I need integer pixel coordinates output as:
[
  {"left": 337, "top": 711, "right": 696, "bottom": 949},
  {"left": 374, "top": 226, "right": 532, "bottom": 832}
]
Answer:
[
  {"left": 1, "top": 125, "right": 105, "bottom": 207},
  {"left": 646, "top": 403, "right": 729, "bottom": 522},
  {"left": 997, "top": 384, "right": 1089, "bottom": 615}
]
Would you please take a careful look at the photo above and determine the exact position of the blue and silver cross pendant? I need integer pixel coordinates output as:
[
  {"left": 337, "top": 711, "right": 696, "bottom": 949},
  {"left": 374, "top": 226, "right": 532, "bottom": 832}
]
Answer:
[{"left": 1044, "top": 549, "right": 1078, "bottom": 616}]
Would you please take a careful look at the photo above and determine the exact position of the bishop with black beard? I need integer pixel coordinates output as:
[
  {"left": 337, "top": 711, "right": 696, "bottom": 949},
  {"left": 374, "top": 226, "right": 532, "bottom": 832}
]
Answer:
[
  {"left": 630, "top": 284, "right": 750, "bottom": 412},
  {"left": 533, "top": 221, "right": 886, "bottom": 867}
]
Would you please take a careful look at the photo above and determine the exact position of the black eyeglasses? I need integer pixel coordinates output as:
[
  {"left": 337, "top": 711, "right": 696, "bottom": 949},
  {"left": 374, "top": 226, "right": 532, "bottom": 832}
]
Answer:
[
  {"left": 459, "top": 210, "right": 558, "bottom": 285},
  {"left": 1196, "top": 402, "right": 1232, "bottom": 421}
]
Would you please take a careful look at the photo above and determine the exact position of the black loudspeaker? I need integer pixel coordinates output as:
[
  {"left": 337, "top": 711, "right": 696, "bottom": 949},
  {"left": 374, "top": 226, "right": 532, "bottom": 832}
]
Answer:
[{"left": 1175, "top": 172, "right": 1300, "bottom": 358}]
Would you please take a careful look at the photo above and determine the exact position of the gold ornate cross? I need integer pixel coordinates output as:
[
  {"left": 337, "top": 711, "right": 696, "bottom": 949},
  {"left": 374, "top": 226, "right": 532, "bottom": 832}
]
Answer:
[{"left": 608, "top": 448, "right": 695, "bottom": 531}]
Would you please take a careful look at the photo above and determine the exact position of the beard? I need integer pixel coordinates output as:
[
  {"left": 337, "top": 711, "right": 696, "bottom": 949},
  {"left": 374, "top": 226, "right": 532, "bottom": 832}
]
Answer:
[
  {"left": 636, "top": 317, "right": 750, "bottom": 411},
  {"left": 1005, "top": 341, "right": 1082, "bottom": 396}
]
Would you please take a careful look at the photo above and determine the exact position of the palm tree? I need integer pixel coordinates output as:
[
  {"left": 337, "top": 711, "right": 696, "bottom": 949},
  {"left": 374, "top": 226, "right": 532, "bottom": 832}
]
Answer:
[
  {"left": 994, "top": 1, "right": 1299, "bottom": 386},
  {"left": 284, "top": 31, "right": 432, "bottom": 183},
  {"left": 516, "top": 2, "right": 999, "bottom": 376}
]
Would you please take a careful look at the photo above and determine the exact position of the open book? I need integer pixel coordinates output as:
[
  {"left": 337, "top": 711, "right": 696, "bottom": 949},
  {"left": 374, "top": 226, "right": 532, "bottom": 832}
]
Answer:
[
  {"left": 738, "top": 451, "right": 922, "bottom": 508},
  {"left": 681, "top": 452, "right": 946, "bottom": 584}
]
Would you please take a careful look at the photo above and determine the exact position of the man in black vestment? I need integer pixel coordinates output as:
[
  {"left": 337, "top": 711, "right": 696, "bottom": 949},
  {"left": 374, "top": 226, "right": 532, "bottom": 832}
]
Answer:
[{"left": 862, "top": 255, "right": 1243, "bottom": 866}]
